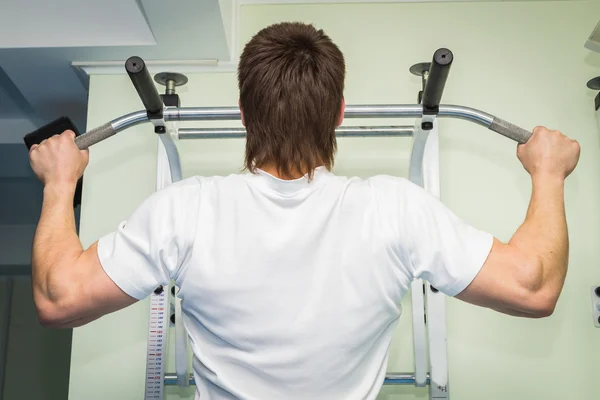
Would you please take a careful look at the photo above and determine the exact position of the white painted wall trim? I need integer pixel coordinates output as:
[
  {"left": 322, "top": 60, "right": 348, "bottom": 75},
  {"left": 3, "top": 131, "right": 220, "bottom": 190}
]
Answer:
[
  {"left": 73, "top": 59, "right": 237, "bottom": 76},
  {"left": 74, "top": 0, "right": 245, "bottom": 77}
]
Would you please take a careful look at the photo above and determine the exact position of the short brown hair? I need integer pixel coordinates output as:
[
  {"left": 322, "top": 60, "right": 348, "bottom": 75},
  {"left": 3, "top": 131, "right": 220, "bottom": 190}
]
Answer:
[{"left": 238, "top": 22, "right": 346, "bottom": 179}]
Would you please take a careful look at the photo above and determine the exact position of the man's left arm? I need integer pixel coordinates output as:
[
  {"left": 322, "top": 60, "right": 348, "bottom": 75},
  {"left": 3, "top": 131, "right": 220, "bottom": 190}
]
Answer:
[{"left": 30, "top": 131, "right": 136, "bottom": 328}]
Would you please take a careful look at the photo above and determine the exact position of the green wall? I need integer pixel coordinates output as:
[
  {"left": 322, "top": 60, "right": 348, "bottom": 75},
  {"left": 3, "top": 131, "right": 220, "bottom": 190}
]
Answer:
[{"left": 71, "top": 1, "right": 600, "bottom": 399}]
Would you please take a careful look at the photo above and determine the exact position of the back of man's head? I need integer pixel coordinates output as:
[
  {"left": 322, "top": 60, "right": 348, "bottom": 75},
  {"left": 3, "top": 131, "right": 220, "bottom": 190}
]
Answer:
[{"left": 238, "top": 22, "right": 346, "bottom": 179}]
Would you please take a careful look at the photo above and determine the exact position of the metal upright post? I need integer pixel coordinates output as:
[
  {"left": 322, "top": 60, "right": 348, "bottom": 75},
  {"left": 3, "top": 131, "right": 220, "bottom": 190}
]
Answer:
[
  {"left": 144, "top": 133, "right": 184, "bottom": 400},
  {"left": 408, "top": 120, "right": 449, "bottom": 400}
]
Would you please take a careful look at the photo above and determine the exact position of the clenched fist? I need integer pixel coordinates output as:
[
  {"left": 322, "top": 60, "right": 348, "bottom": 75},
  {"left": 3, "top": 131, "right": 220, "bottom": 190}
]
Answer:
[
  {"left": 517, "top": 126, "right": 580, "bottom": 180},
  {"left": 29, "top": 130, "right": 89, "bottom": 187}
]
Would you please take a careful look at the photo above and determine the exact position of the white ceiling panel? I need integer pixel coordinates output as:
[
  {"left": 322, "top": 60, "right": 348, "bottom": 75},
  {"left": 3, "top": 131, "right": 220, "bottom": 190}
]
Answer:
[{"left": 0, "top": 0, "right": 156, "bottom": 48}]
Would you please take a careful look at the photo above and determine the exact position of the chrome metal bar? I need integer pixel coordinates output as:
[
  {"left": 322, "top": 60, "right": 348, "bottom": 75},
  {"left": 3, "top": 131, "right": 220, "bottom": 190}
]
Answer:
[
  {"left": 111, "top": 110, "right": 149, "bottom": 132},
  {"left": 344, "top": 104, "right": 423, "bottom": 118},
  {"left": 158, "top": 134, "right": 183, "bottom": 182},
  {"left": 109, "top": 105, "right": 496, "bottom": 136},
  {"left": 162, "top": 105, "right": 424, "bottom": 121},
  {"left": 177, "top": 126, "right": 414, "bottom": 139},
  {"left": 438, "top": 105, "right": 494, "bottom": 126},
  {"left": 163, "top": 372, "right": 430, "bottom": 386},
  {"left": 162, "top": 104, "right": 492, "bottom": 124},
  {"left": 164, "top": 107, "right": 241, "bottom": 122}
]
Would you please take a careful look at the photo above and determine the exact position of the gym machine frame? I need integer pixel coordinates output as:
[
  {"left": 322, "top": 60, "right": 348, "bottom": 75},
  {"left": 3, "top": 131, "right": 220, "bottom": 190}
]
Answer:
[{"left": 73, "top": 49, "right": 532, "bottom": 400}]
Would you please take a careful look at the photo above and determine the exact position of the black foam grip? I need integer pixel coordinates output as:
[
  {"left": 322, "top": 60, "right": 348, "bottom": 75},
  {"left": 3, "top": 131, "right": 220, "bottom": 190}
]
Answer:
[
  {"left": 489, "top": 118, "right": 532, "bottom": 144},
  {"left": 23, "top": 116, "right": 79, "bottom": 150},
  {"left": 125, "top": 56, "right": 163, "bottom": 114},
  {"left": 22, "top": 117, "right": 84, "bottom": 207},
  {"left": 422, "top": 48, "right": 453, "bottom": 112}
]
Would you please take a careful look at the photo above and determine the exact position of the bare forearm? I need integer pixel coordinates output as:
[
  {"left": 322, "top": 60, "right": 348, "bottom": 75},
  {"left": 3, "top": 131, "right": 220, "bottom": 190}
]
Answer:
[
  {"left": 491, "top": 306, "right": 543, "bottom": 318},
  {"left": 509, "top": 175, "right": 568, "bottom": 300},
  {"left": 46, "top": 313, "right": 102, "bottom": 329},
  {"left": 32, "top": 183, "right": 82, "bottom": 304}
]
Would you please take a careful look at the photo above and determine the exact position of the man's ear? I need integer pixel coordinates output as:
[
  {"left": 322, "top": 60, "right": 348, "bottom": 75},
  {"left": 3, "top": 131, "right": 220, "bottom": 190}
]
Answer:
[
  {"left": 239, "top": 100, "right": 245, "bottom": 126},
  {"left": 337, "top": 98, "right": 345, "bottom": 127}
]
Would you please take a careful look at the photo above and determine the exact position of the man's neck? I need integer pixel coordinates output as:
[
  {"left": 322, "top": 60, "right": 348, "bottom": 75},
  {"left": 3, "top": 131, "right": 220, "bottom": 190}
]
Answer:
[{"left": 258, "top": 164, "right": 309, "bottom": 180}]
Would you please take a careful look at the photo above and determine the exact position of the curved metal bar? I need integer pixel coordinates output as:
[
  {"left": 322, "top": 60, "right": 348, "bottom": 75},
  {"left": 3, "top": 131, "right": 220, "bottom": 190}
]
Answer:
[
  {"left": 438, "top": 105, "right": 494, "bottom": 126},
  {"left": 101, "top": 104, "right": 529, "bottom": 144},
  {"left": 163, "top": 372, "right": 430, "bottom": 387},
  {"left": 109, "top": 105, "right": 496, "bottom": 134},
  {"left": 111, "top": 110, "right": 149, "bottom": 132}
]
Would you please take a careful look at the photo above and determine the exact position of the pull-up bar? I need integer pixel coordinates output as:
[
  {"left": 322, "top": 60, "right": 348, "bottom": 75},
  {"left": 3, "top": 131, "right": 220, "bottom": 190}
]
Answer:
[
  {"left": 71, "top": 49, "right": 530, "bottom": 149},
  {"left": 26, "top": 49, "right": 533, "bottom": 151},
  {"left": 74, "top": 103, "right": 530, "bottom": 149}
]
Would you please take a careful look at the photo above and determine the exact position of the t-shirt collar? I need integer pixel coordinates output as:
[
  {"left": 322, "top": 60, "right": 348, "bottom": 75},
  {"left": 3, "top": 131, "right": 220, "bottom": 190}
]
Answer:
[{"left": 253, "top": 166, "right": 332, "bottom": 196}]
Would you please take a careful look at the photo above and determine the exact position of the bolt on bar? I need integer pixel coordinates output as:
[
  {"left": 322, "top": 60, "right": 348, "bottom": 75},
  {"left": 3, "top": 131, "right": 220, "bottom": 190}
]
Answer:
[
  {"left": 163, "top": 372, "right": 430, "bottom": 387},
  {"left": 177, "top": 126, "right": 414, "bottom": 139}
]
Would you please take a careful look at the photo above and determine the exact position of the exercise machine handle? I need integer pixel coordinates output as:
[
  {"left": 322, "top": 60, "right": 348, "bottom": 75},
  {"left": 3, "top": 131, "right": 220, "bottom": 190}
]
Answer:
[
  {"left": 125, "top": 56, "right": 163, "bottom": 115},
  {"left": 489, "top": 117, "right": 532, "bottom": 144},
  {"left": 74, "top": 122, "right": 117, "bottom": 149},
  {"left": 422, "top": 48, "right": 453, "bottom": 113}
]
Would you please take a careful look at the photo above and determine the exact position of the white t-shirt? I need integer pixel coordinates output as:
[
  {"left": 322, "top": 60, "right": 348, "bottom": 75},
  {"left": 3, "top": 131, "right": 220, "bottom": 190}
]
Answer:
[{"left": 98, "top": 167, "right": 492, "bottom": 400}]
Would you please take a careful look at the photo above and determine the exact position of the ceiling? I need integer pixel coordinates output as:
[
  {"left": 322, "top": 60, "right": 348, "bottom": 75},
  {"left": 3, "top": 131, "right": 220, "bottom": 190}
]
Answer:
[
  {"left": 0, "top": 0, "right": 236, "bottom": 238},
  {"left": 0, "top": 0, "right": 234, "bottom": 144}
]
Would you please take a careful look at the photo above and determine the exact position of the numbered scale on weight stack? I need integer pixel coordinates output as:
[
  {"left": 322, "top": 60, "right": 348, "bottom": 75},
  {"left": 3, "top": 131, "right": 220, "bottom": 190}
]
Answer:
[{"left": 145, "top": 284, "right": 170, "bottom": 399}]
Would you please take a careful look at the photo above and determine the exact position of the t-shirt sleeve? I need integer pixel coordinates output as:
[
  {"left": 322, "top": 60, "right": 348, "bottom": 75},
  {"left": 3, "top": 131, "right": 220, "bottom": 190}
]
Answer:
[
  {"left": 396, "top": 178, "right": 493, "bottom": 297},
  {"left": 96, "top": 179, "right": 200, "bottom": 300}
]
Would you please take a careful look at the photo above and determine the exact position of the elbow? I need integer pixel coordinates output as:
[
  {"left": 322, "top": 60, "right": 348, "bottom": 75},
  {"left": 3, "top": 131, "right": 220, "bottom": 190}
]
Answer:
[
  {"left": 515, "top": 254, "right": 557, "bottom": 318},
  {"left": 35, "top": 303, "right": 61, "bottom": 328},
  {"left": 526, "top": 294, "right": 556, "bottom": 318},
  {"left": 33, "top": 292, "right": 70, "bottom": 328}
]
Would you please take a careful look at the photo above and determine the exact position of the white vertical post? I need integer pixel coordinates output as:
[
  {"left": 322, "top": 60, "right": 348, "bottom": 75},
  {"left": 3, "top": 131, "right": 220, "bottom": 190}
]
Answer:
[
  {"left": 144, "top": 134, "right": 185, "bottom": 399},
  {"left": 173, "top": 286, "right": 189, "bottom": 387},
  {"left": 408, "top": 120, "right": 430, "bottom": 388},
  {"left": 420, "top": 120, "right": 450, "bottom": 400},
  {"left": 409, "top": 119, "right": 450, "bottom": 399}
]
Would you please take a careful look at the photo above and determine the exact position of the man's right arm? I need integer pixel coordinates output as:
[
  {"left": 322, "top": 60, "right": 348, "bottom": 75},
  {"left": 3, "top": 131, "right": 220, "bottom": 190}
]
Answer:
[{"left": 455, "top": 127, "right": 580, "bottom": 318}]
